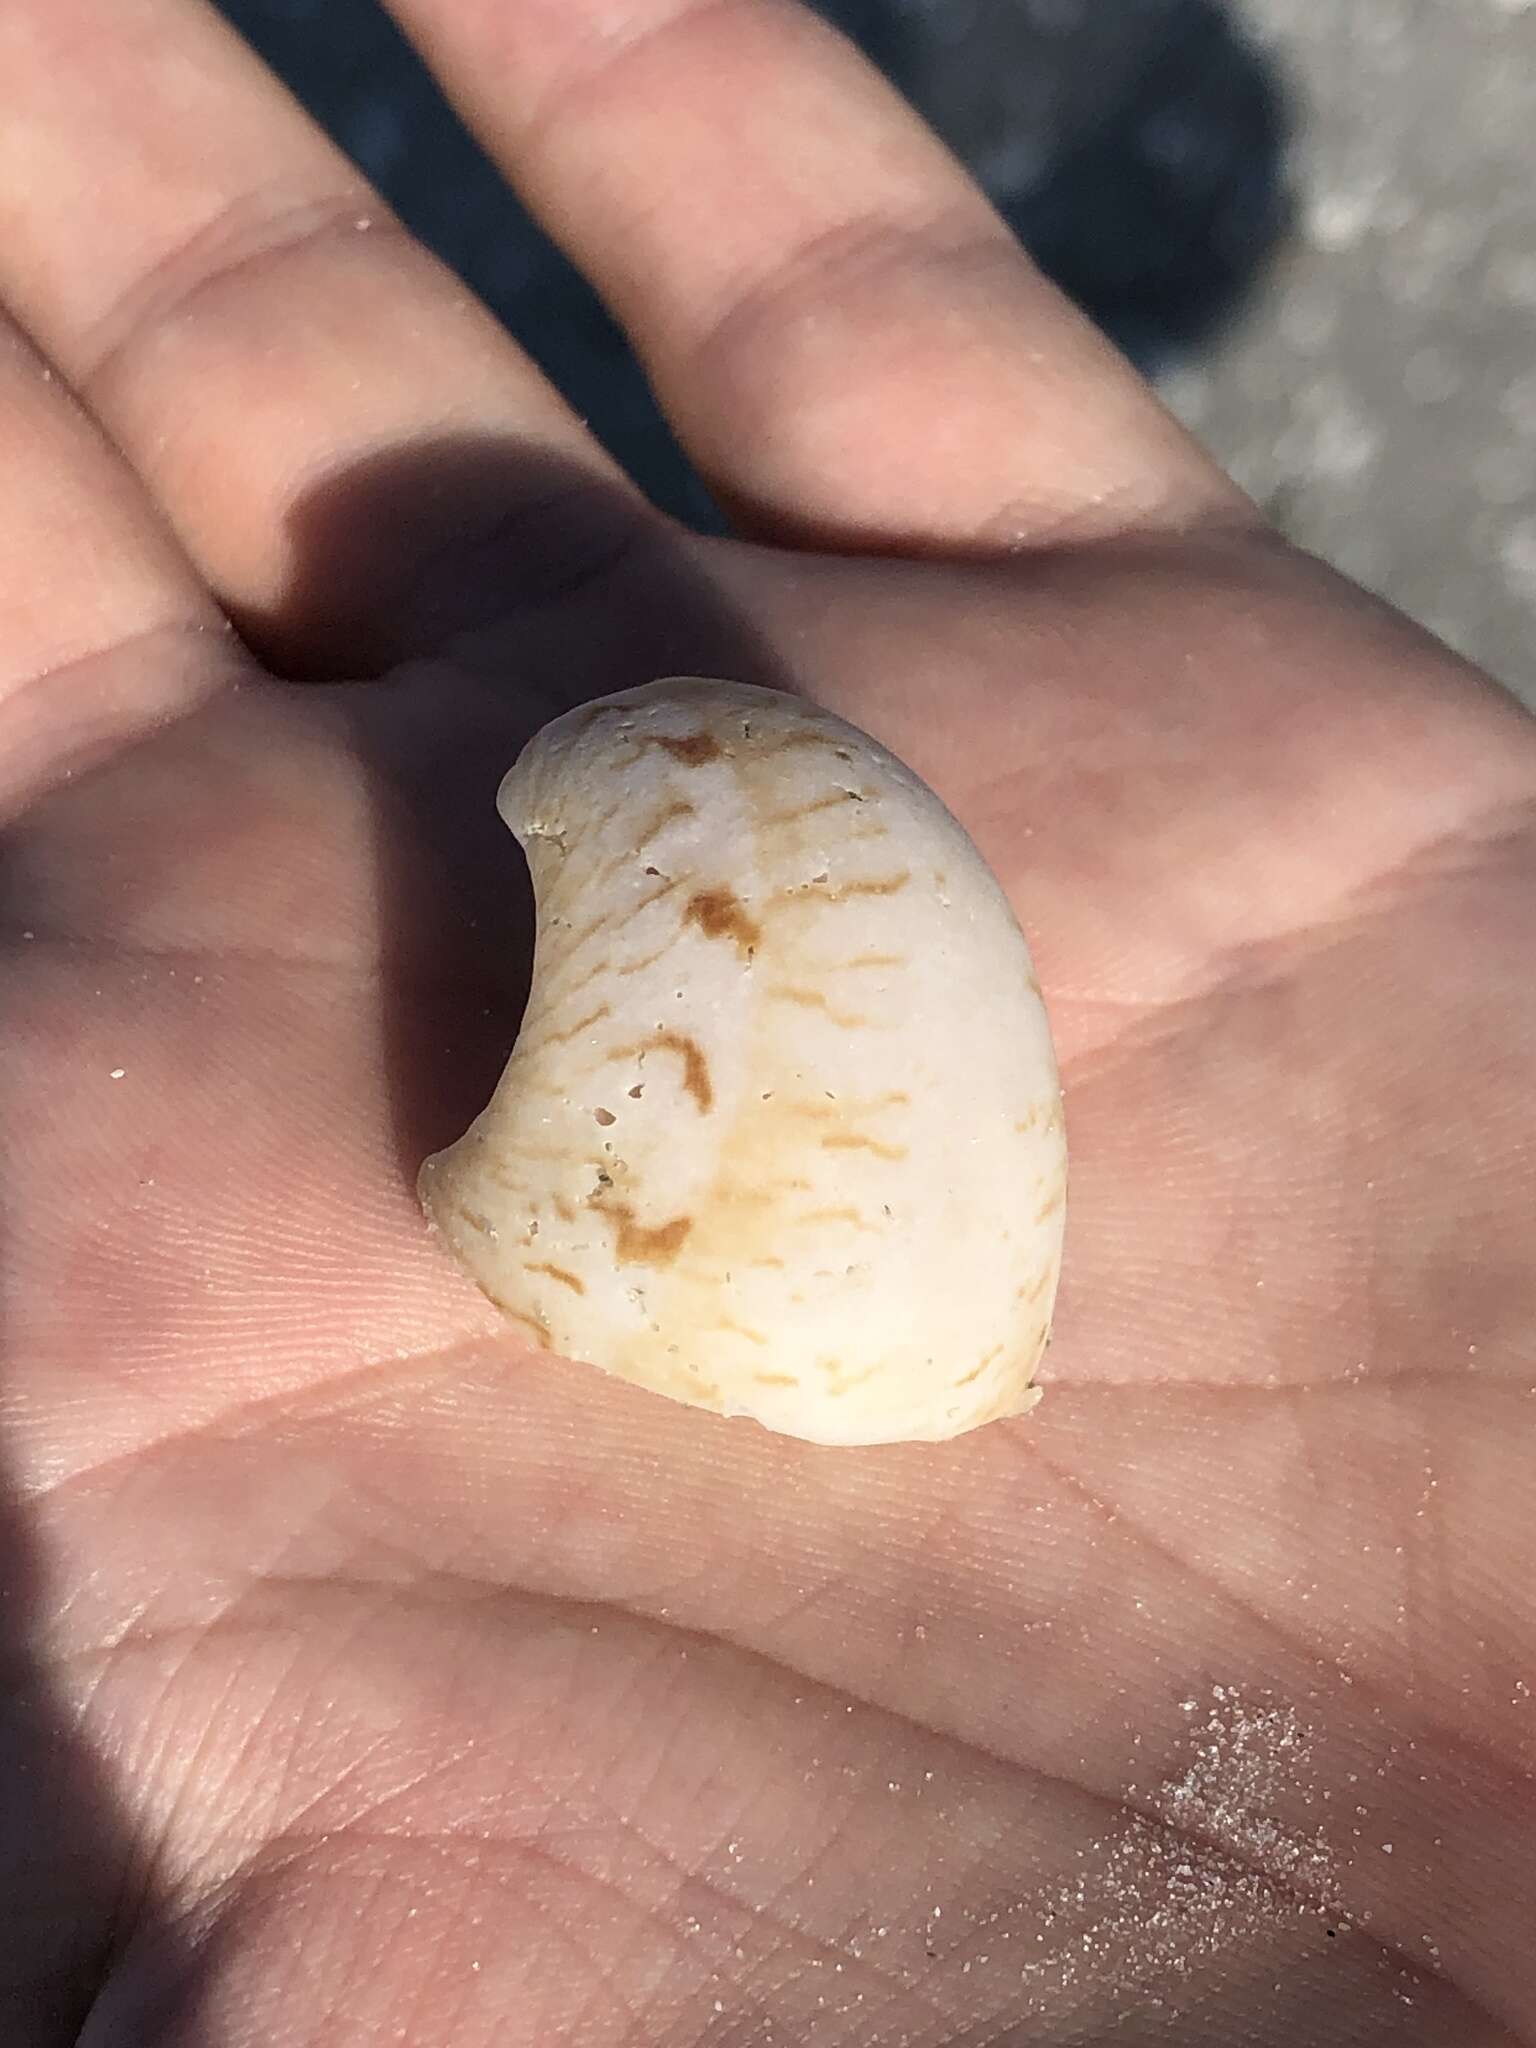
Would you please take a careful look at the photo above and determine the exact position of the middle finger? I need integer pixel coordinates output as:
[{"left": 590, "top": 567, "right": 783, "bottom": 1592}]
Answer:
[{"left": 0, "top": 0, "right": 642, "bottom": 675}]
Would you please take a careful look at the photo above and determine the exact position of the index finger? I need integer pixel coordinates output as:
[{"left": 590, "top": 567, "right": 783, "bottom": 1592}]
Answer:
[{"left": 388, "top": 0, "right": 1251, "bottom": 550}]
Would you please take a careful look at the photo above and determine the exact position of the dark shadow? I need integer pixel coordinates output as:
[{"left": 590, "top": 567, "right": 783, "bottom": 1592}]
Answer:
[
  {"left": 0, "top": 1480, "right": 213, "bottom": 2042},
  {"left": 264, "top": 438, "right": 789, "bottom": 1183},
  {"left": 0, "top": 1025, "right": 216, "bottom": 2040},
  {"left": 973, "top": 0, "right": 1295, "bottom": 373},
  {"left": 215, "top": 0, "right": 1294, "bottom": 507}
]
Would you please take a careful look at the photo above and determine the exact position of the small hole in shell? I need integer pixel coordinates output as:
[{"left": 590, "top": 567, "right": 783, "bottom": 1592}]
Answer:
[
  {"left": 594, "top": 1107, "right": 617, "bottom": 1126},
  {"left": 628, "top": 1084, "right": 644, "bottom": 1099}
]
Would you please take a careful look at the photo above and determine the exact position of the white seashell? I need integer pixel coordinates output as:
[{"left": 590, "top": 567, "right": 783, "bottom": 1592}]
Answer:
[{"left": 418, "top": 678, "right": 1065, "bottom": 1446}]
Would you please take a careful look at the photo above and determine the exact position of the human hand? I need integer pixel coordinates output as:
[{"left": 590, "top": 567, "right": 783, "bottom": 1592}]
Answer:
[{"left": 1, "top": 2, "right": 1533, "bottom": 2043}]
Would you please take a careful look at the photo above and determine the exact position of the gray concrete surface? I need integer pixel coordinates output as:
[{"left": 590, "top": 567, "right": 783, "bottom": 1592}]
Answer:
[{"left": 1165, "top": 0, "right": 1536, "bottom": 703}]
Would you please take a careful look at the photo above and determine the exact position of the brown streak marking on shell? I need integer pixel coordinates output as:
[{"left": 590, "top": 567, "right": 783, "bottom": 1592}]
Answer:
[
  {"left": 843, "top": 952, "right": 907, "bottom": 971},
  {"left": 635, "top": 877, "right": 683, "bottom": 917},
  {"left": 764, "top": 733, "right": 856, "bottom": 759},
  {"left": 786, "top": 1091, "right": 907, "bottom": 1120},
  {"left": 796, "top": 1206, "right": 875, "bottom": 1232},
  {"left": 820, "top": 1133, "right": 908, "bottom": 1161},
  {"left": 452, "top": 1204, "right": 495, "bottom": 1238},
  {"left": 593, "top": 1201, "right": 693, "bottom": 1268},
  {"left": 768, "top": 986, "right": 868, "bottom": 1028},
  {"left": 588, "top": 844, "right": 645, "bottom": 893},
  {"left": 616, "top": 1030, "right": 713, "bottom": 1113},
  {"left": 528, "top": 1262, "right": 585, "bottom": 1295},
  {"left": 564, "top": 703, "right": 625, "bottom": 739},
  {"left": 553, "top": 1196, "right": 578, "bottom": 1223},
  {"left": 534, "top": 787, "right": 625, "bottom": 842},
  {"left": 685, "top": 886, "right": 761, "bottom": 959},
  {"left": 1034, "top": 1188, "right": 1065, "bottom": 1223},
  {"left": 653, "top": 732, "right": 723, "bottom": 767},
  {"left": 487, "top": 1147, "right": 575, "bottom": 1176},
  {"left": 1018, "top": 1270, "right": 1052, "bottom": 1303},
  {"left": 559, "top": 902, "right": 623, "bottom": 953},
  {"left": 825, "top": 1364, "right": 882, "bottom": 1397},
  {"left": 616, "top": 943, "right": 672, "bottom": 979},
  {"left": 785, "top": 1098, "right": 838, "bottom": 1122},
  {"left": 748, "top": 1255, "right": 786, "bottom": 1269},
  {"left": 832, "top": 870, "right": 911, "bottom": 899},
  {"left": 637, "top": 797, "right": 697, "bottom": 846},
  {"left": 491, "top": 1302, "right": 551, "bottom": 1348},
  {"left": 753, "top": 1373, "right": 800, "bottom": 1388},
  {"left": 718, "top": 1318, "right": 768, "bottom": 1347},
  {"left": 769, "top": 871, "right": 911, "bottom": 910},
  {"left": 540, "top": 947, "right": 616, "bottom": 1008},
  {"left": 558, "top": 874, "right": 679, "bottom": 956},
  {"left": 954, "top": 1344, "right": 1004, "bottom": 1390},
  {"left": 534, "top": 1001, "right": 612, "bottom": 1049},
  {"left": 759, "top": 791, "right": 863, "bottom": 829}
]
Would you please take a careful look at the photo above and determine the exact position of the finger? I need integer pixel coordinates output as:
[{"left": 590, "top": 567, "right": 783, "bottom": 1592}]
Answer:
[
  {"left": 385, "top": 0, "right": 1249, "bottom": 550},
  {"left": 0, "top": 318, "right": 246, "bottom": 819},
  {"left": 0, "top": 0, "right": 645, "bottom": 678}
]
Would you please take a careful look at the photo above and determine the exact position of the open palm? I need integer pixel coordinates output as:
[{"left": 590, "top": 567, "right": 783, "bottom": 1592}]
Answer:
[{"left": 1, "top": 3, "right": 1533, "bottom": 2043}]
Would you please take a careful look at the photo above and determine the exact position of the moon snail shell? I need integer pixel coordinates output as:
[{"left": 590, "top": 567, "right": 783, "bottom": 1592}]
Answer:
[{"left": 418, "top": 677, "right": 1066, "bottom": 1446}]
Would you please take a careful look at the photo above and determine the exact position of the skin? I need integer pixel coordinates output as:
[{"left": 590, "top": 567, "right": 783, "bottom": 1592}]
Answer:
[{"left": 0, "top": 0, "right": 1531, "bottom": 2042}]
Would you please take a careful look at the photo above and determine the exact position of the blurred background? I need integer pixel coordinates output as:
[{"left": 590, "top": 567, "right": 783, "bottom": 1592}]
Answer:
[{"left": 217, "top": 0, "right": 1536, "bottom": 703}]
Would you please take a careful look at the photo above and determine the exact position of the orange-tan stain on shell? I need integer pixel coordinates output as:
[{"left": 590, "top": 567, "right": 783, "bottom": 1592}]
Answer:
[
  {"left": 718, "top": 1317, "right": 769, "bottom": 1346},
  {"left": 492, "top": 1301, "right": 552, "bottom": 1348},
  {"left": 452, "top": 1203, "right": 497, "bottom": 1238},
  {"left": 527, "top": 1261, "right": 585, "bottom": 1295},
  {"left": 592, "top": 1201, "right": 694, "bottom": 1268},
  {"left": 796, "top": 1206, "right": 876, "bottom": 1232},
  {"left": 685, "top": 886, "right": 761, "bottom": 959},
  {"left": 820, "top": 1132, "right": 908, "bottom": 1161},
  {"left": 953, "top": 1345, "right": 1003, "bottom": 1390},
  {"left": 770, "top": 870, "right": 912, "bottom": 910},
  {"left": 759, "top": 790, "right": 865, "bottom": 829},
  {"left": 654, "top": 731, "right": 724, "bottom": 767},
  {"left": 763, "top": 732, "right": 856, "bottom": 761},
  {"left": 537, "top": 1001, "right": 611, "bottom": 1049},
  {"left": 637, "top": 797, "right": 696, "bottom": 847},
  {"left": 767, "top": 986, "right": 869, "bottom": 1028},
  {"left": 617, "top": 1029, "right": 714, "bottom": 1113}
]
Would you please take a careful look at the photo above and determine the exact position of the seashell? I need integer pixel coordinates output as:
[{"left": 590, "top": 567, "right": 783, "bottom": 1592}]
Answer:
[{"left": 418, "top": 678, "right": 1065, "bottom": 1446}]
